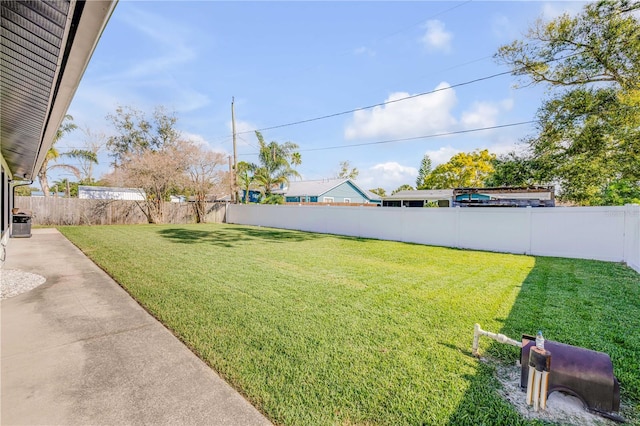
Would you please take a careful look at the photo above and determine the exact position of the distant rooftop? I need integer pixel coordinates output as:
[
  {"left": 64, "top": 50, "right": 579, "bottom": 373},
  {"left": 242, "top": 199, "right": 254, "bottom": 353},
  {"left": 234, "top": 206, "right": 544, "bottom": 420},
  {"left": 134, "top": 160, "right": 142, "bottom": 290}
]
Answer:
[
  {"left": 383, "top": 190, "right": 453, "bottom": 200},
  {"left": 281, "top": 179, "right": 381, "bottom": 201}
]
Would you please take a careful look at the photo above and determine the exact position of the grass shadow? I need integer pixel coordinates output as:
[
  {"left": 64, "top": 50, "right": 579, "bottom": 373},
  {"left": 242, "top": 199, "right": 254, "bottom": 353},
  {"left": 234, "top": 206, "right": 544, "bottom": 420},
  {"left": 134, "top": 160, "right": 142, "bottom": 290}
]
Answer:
[
  {"left": 446, "top": 256, "right": 640, "bottom": 425},
  {"left": 157, "top": 224, "right": 328, "bottom": 247}
]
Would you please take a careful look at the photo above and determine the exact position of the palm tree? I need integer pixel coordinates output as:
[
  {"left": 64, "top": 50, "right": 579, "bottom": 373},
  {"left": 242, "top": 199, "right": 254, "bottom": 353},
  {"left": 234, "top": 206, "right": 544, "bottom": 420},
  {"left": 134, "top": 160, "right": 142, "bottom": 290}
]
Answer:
[
  {"left": 252, "top": 131, "right": 301, "bottom": 203},
  {"left": 52, "top": 178, "right": 79, "bottom": 197},
  {"left": 38, "top": 115, "right": 97, "bottom": 197},
  {"left": 237, "top": 161, "right": 257, "bottom": 203}
]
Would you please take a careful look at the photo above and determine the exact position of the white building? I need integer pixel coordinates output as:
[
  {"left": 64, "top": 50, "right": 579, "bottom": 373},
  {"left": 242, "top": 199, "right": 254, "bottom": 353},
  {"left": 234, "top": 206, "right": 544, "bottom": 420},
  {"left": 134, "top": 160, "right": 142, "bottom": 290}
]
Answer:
[{"left": 78, "top": 186, "right": 146, "bottom": 201}]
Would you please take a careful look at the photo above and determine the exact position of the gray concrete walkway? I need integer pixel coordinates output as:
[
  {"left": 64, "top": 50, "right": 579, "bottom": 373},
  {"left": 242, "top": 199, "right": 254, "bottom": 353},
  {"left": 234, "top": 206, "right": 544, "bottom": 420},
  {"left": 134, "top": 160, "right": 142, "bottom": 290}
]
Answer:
[{"left": 1, "top": 228, "right": 272, "bottom": 426}]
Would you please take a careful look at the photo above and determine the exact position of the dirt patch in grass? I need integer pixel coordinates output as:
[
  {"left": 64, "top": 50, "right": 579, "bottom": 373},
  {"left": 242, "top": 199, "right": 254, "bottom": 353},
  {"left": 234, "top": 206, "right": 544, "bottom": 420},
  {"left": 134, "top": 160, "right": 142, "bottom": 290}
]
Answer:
[{"left": 494, "top": 360, "right": 620, "bottom": 426}]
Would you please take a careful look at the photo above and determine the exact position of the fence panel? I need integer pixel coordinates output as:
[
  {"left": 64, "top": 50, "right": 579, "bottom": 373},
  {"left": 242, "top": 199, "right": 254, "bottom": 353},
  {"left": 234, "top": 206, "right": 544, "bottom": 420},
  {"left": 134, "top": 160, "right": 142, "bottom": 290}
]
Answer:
[
  {"left": 227, "top": 204, "right": 640, "bottom": 272},
  {"left": 14, "top": 197, "right": 226, "bottom": 225},
  {"left": 530, "top": 207, "right": 626, "bottom": 262}
]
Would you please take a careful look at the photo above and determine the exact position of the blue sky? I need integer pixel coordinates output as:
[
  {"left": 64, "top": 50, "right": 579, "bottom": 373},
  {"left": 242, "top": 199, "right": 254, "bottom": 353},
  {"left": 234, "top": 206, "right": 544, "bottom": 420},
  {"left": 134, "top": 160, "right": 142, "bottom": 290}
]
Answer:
[{"left": 58, "top": 0, "right": 587, "bottom": 192}]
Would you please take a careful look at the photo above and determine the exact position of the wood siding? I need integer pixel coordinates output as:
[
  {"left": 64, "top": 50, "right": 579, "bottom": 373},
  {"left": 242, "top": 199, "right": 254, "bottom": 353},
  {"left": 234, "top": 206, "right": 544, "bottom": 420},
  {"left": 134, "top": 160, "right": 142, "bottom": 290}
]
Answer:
[{"left": 13, "top": 197, "right": 226, "bottom": 225}]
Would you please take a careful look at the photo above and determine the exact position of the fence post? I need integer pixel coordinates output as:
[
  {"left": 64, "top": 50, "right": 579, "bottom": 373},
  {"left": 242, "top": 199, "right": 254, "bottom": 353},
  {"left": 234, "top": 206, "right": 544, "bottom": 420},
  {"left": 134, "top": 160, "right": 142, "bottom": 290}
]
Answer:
[
  {"left": 455, "top": 206, "right": 461, "bottom": 249},
  {"left": 527, "top": 206, "right": 533, "bottom": 255},
  {"left": 624, "top": 204, "right": 640, "bottom": 273}
]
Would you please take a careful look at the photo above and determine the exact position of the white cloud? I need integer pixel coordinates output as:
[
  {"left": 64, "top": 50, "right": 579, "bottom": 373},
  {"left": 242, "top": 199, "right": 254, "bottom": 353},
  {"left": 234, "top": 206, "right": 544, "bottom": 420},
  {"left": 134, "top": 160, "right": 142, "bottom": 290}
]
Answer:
[
  {"left": 422, "top": 146, "right": 462, "bottom": 166},
  {"left": 229, "top": 120, "right": 260, "bottom": 148},
  {"left": 171, "top": 131, "right": 230, "bottom": 156},
  {"left": 500, "top": 98, "right": 515, "bottom": 111},
  {"left": 181, "top": 131, "right": 209, "bottom": 146},
  {"left": 345, "top": 83, "right": 457, "bottom": 140},
  {"left": 354, "top": 46, "right": 376, "bottom": 57},
  {"left": 357, "top": 162, "right": 418, "bottom": 192},
  {"left": 344, "top": 87, "right": 517, "bottom": 143},
  {"left": 420, "top": 20, "right": 453, "bottom": 53},
  {"left": 461, "top": 102, "right": 500, "bottom": 129}
]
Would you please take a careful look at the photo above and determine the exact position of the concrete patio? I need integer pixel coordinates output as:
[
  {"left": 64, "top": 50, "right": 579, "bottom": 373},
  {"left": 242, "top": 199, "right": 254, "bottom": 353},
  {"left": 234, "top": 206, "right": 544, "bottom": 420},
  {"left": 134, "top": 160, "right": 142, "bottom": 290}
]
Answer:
[{"left": 1, "top": 228, "right": 271, "bottom": 426}]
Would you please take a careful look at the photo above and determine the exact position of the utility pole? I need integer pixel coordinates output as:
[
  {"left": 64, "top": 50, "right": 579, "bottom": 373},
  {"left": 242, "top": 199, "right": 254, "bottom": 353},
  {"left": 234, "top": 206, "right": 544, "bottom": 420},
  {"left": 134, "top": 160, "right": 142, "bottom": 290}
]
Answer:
[
  {"left": 231, "top": 97, "right": 238, "bottom": 203},
  {"left": 228, "top": 155, "right": 234, "bottom": 202}
]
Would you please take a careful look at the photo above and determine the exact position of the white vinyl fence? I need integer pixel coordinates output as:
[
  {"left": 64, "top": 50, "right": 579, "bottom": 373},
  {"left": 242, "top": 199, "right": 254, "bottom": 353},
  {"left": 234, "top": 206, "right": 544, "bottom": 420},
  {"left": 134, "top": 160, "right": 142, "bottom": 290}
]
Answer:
[{"left": 228, "top": 204, "right": 640, "bottom": 273}]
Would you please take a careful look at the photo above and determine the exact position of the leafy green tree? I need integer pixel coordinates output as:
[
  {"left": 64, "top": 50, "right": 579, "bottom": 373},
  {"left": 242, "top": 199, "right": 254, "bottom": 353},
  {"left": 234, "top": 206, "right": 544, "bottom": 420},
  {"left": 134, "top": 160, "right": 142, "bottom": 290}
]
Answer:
[
  {"left": 392, "top": 184, "right": 414, "bottom": 195},
  {"left": 337, "top": 161, "right": 359, "bottom": 180},
  {"left": 106, "top": 105, "right": 180, "bottom": 166},
  {"left": 484, "top": 151, "right": 548, "bottom": 187},
  {"left": 422, "top": 150, "right": 495, "bottom": 189},
  {"left": 237, "top": 161, "right": 257, "bottom": 203},
  {"left": 14, "top": 186, "right": 36, "bottom": 196},
  {"left": 52, "top": 178, "right": 79, "bottom": 197},
  {"left": 37, "top": 115, "right": 97, "bottom": 197},
  {"left": 260, "top": 194, "right": 285, "bottom": 205},
  {"left": 495, "top": 0, "right": 640, "bottom": 204},
  {"left": 597, "top": 179, "right": 640, "bottom": 206},
  {"left": 369, "top": 188, "right": 387, "bottom": 197},
  {"left": 252, "top": 131, "right": 301, "bottom": 203},
  {"left": 416, "top": 154, "right": 432, "bottom": 188}
]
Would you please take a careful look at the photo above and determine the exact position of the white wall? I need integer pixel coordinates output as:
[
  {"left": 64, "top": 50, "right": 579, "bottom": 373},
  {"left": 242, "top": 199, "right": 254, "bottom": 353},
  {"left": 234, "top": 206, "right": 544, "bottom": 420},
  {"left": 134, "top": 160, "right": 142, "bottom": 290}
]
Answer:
[{"left": 227, "top": 204, "right": 640, "bottom": 273}]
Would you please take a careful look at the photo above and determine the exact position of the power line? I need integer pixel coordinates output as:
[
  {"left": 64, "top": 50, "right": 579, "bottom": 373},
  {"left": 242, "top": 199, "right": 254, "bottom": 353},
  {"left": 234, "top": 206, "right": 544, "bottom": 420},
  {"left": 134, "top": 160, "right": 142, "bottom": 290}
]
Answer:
[
  {"left": 236, "top": 70, "right": 514, "bottom": 136},
  {"left": 221, "top": 52, "right": 584, "bottom": 143},
  {"left": 371, "top": 0, "right": 474, "bottom": 42},
  {"left": 239, "top": 120, "right": 537, "bottom": 156}
]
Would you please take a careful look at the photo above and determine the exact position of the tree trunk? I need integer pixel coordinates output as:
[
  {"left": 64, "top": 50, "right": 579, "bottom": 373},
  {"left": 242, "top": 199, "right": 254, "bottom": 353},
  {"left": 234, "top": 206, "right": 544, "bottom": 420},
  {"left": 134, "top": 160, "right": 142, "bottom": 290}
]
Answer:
[
  {"left": 193, "top": 201, "right": 204, "bottom": 223},
  {"left": 38, "top": 170, "right": 50, "bottom": 197}
]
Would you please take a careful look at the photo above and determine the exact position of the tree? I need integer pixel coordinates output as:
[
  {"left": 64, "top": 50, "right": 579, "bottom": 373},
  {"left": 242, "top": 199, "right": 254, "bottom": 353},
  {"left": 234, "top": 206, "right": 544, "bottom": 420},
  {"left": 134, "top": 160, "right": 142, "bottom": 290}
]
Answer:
[
  {"left": 252, "top": 131, "right": 301, "bottom": 203},
  {"left": 77, "top": 127, "right": 106, "bottom": 183},
  {"left": 422, "top": 150, "right": 495, "bottom": 189},
  {"left": 237, "top": 161, "right": 257, "bottom": 203},
  {"left": 484, "top": 151, "right": 548, "bottom": 187},
  {"left": 598, "top": 179, "right": 640, "bottom": 205},
  {"left": 337, "top": 161, "right": 359, "bottom": 180},
  {"left": 52, "top": 178, "right": 79, "bottom": 197},
  {"left": 105, "top": 106, "right": 189, "bottom": 223},
  {"left": 106, "top": 105, "right": 180, "bottom": 166},
  {"left": 495, "top": 0, "right": 640, "bottom": 204},
  {"left": 416, "top": 154, "right": 432, "bottom": 188},
  {"left": 14, "top": 186, "right": 36, "bottom": 196},
  {"left": 184, "top": 144, "right": 228, "bottom": 223},
  {"left": 37, "top": 115, "right": 97, "bottom": 197},
  {"left": 369, "top": 188, "right": 387, "bottom": 197},
  {"left": 392, "top": 184, "right": 414, "bottom": 195}
]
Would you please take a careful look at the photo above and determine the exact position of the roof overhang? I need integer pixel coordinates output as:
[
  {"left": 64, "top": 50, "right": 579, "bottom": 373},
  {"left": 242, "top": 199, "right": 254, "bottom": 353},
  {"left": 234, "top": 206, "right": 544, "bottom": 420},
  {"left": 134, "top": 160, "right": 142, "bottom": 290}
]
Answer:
[{"left": 1, "top": 0, "right": 117, "bottom": 181}]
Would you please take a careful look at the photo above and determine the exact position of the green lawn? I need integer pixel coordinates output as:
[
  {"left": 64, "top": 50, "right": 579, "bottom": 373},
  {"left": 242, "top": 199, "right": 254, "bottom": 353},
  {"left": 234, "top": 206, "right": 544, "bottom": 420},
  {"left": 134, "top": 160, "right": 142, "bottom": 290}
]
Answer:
[{"left": 58, "top": 223, "right": 640, "bottom": 425}]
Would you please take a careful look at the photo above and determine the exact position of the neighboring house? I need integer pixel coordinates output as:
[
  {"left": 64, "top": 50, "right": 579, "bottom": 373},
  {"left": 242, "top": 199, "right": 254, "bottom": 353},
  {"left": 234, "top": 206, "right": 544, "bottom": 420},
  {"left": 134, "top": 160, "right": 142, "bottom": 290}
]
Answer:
[
  {"left": 383, "top": 190, "right": 454, "bottom": 207},
  {"left": 78, "top": 186, "right": 146, "bottom": 201},
  {"left": 170, "top": 195, "right": 186, "bottom": 203},
  {"left": 383, "top": 186, "right": 556, "bottom": 208},
  {"left": 453, "top": 186, "right": 555, "bottom": 207},
  {"left": 279, "top": 179, "right": 382, "bottom": 205},
  {"left": 240, "top": 190, "right": 262, "bottom": 203}
]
